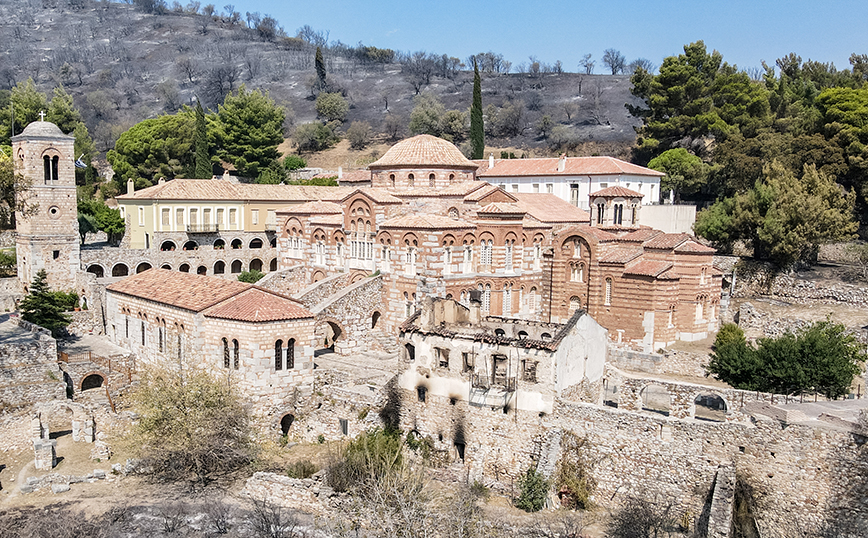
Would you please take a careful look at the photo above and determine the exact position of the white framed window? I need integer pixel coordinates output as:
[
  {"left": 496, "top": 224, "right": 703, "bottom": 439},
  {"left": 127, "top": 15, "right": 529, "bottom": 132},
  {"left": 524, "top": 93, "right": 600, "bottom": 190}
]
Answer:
[
  {"left": 175, "top": 208, "right": 185, "bottom": 227},
  {"left": 443, "top": 247, "right": 452, "bottom": 275},
  {"left": 546, "top": 183, "right": 553, "bottom": 194},
  {"left": 251, "top": 209, "right": 259, "bottom": 225},
  {"left": 503, "top": 285, "right": 511, "bottom": 316},
  {"left": 505, "top": 241, "right": 513, "bottom": 272},
  {"left": 532, "top": 183, "right": 539, "bottom": 193},
  {"left": 404, "top": 247, "right": 417, "bottom": 276},
  {"left": 604, "top": 278, "right": 612, "bottom": 306},
  {"left": 463, "top": 244, "right": 473, "bottom": 274},
  {"left": 139, "top": 207, "right": 145, "bottom": 226}
]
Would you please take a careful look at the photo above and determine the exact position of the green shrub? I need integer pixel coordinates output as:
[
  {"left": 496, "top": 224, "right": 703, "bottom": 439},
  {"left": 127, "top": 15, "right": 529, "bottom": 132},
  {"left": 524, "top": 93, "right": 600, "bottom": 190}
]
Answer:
[
  {"left": 714, "top": 323, "right": 746, "bottom": 350},
  {"left": 283, "top": 155, "right": 307, "bottom": 171},
  {"left": 326, "top": 427, "right": 403, "bottom": 493},
  {"left": 555, "top": 432, "right": 596, "bottom": 509},
  {"left": 237, "top": 270, "right": 264, "bottom": 283},
  {"left": 470, "top": 479, "right": 490, "bottom": 500},
  {"left": 515, "top": 466, "right": 549, "bottom": 512},
  {"left": 286, "top": 459, "right": 318, "bottom": 479}
]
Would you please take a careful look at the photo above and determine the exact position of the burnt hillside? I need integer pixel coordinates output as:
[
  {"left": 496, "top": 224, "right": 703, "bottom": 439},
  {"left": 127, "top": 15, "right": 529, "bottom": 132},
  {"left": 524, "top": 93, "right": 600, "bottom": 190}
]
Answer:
[{"left": 0, "top": 0, "right": 642, "bottom": 157}]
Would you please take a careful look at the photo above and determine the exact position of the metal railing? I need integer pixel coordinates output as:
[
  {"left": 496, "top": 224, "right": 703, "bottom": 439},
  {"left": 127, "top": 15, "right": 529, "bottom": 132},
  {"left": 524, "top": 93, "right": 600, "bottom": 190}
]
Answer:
[
  {"left": 58, "top": 351, "right": 134, "bottom": 383},
  {"left": 186, "top": 224, "right": 219, "bottom": 233},
  {"left": 470, "top": 373, "right": 516, "bottom": 392}
]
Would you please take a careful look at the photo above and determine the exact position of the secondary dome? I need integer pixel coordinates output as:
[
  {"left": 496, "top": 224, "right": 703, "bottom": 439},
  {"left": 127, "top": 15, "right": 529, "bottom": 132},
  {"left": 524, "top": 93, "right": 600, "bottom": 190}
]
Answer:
[
  {"left": 16, "top": 120, "right": 70, "bottom": 139},
  {"left": 369, "top": 134, "right": 477, "bottom": 169}
]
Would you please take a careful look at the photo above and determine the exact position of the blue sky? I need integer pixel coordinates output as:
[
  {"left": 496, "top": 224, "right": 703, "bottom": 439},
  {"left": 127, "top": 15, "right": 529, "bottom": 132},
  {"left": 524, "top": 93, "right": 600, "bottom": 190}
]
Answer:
[{"left": 226, "top": 0, "right": 867, "bottom": 73}]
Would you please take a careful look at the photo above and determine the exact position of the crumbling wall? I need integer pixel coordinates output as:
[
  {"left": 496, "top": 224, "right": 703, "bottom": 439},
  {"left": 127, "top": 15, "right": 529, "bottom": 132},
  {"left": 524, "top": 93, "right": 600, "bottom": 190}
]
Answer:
[
  {"left": 312, "top": 275, "right": 384, "bottom": 355},
  {"left": 0, "top": 318, "right": 65, "bottom": 406}
]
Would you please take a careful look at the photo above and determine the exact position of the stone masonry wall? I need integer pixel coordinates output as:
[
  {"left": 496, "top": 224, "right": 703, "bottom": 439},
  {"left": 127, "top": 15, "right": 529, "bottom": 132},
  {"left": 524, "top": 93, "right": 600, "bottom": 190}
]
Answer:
[
  {"left": 311, "top": 274, "right": 384, "bottom": 355},
  {"left": 254, "top": 265, "right": 308, "bottom": 296},
  {"left": 608, "top": 345, "right": 708, "bottom": 378},
  {"left": 293, "top": 272, "right": 352, "bottom": 308},
  {"left": 0, "top": 318, "right": 66, "bottom": 406}
]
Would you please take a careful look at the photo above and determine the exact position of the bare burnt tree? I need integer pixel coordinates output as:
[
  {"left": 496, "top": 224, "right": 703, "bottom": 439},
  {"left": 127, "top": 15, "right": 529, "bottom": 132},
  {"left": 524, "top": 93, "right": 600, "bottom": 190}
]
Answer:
[
  {"left": 176, "top": 56, "right": 199, "bottom": 84},
  {"left": 402, "top": 51, "right": 437, "bottom": 94},
  {"left": 249, "top": 497, "right": 301, "bottom": 538},
  {"left": 244, "top": 47, "right": 263, "bottom": 80}
]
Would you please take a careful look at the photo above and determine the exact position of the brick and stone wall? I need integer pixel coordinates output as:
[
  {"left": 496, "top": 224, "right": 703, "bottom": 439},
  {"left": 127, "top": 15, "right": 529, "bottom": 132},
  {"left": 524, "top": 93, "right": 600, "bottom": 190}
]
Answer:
[{"left": 311, "top": 274, "right": 384, "bottom": 355}]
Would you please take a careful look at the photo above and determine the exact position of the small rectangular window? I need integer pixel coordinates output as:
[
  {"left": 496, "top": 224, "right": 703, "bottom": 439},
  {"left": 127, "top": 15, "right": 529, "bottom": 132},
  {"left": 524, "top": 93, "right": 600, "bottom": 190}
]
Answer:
[
  {"left": 462, "top": 352, "right": 473, "bottom": 373},
  {"left": 139, "top": 207, "right": 146, "bottom": 226},
  {"left": 339, "top": 418, "right": 348, "bottom": 436},
  {"left": 175, "top": 208, "right": 184, "bottom": 226},
  {"left": 160, "top": 208, "right": 169, "bottom": 227},
  {"left": 546, "top": 183, "right": 553, "bottom": 194},
  {"left": 251, "top": 209, "right": 259, "bottom": 225},
  {"left": 532, "top": 183, "right": 539, "bottom": 193},
  {"left": 417, "top": 386, "right": 427, "bottom": 403},
  {"left": 511, "top": 184, "right": 519, "bottom": 192},
  {"left": 216, "top": 208, "right": 224, "bottom": 226},
  {"left": 52, "top": 250, "right": 60, "bottom": 259}
]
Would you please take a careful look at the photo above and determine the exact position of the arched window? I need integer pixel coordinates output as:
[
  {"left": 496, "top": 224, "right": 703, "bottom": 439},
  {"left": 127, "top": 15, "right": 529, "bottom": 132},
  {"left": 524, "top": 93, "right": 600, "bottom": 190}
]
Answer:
[
  {"left": 700, "top": 267, "right": 707, "bottom": 285},
  {"left": 214, "top": 261, "right": 225, "bottom": 274},
  {"left": 448, "top": 207, "right": 459, "bottom": 219},
  {"left": 448, "top": 173, "right": 454, "bottom": 183},
  {"left": 158, "top": 321, "right": 164, "bottom": 352},
  {"left": 429, "top": 173, "right": 435, "bottom": 187},
  {"left": 596, "top": 203, "right": 605, "bottom": 224},
  {"left": 569, "top": 296, "right": 581, "bottom": 314},
  {"left": 232, "top": 339, "right": 239, "bottom": 369},
  {"left": 614, "top": 203, "right": 623, "bottom": 225},
  {"left": 249, "top": 238, "right": 263, "bottom": 249},
  {"left": 43, "top": 155, "right": 51, "bottom": 184},
  {"left": 275, "top": 340, "right": 283, "bottom": 370},
  {"left": 503, "top": 284, "right": 511, "bottom": 316},
  {"left": 179, "top": 263, "right": 190, "bottom": 273},
  {"left": 528, "top": 287, "right": 537, "bottom": 314},
  {"left": 389, "top": 173, "right": 396, "bottom": 187},
  {"left": 483, "top": 284, "right": 491, "bottom": 313},
  {"left": 214, "top": 239, "right": 225, "bottom": 250},
  {"left": 287, "top": 338, "right": 295, "bottom": 369},
  {"left": 604, "top": 278, "right": 613, "bottom": 306},
  {"left": 408, "top": 173, "right": 414, "bottom": 187},
  {"left": 231, "top": 260, "right": 242, "bottom": 273},
  {"left": 52, "top": 156, "right": 59, "bottom": 182},
  {"left": 222, "top": 338, "right": 230, "bottom": 368}
]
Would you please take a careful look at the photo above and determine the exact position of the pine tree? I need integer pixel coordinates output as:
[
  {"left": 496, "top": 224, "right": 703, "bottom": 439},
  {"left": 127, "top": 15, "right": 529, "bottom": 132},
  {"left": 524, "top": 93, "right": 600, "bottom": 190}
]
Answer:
[
  {"left": 315, "top": 47, "right": 327, "bottom": 92},
  {"left": 470, "top": 58, "right": 484, "bottom": 159},
  {"left": 194, "top": 100, "right": 211, "bottom": 179},
  {"left": 19, "top": 270, "right": 72, "bottom": 337}
]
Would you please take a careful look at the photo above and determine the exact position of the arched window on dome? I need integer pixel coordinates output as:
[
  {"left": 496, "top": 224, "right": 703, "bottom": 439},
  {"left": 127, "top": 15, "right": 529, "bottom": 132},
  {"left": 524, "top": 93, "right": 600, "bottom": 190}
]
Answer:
[
  {"left": 429, "top": 173, "right": 436, "bottom": 187},
  {"left": 408, "top": 173, "right": 414, "bottom": 187}
]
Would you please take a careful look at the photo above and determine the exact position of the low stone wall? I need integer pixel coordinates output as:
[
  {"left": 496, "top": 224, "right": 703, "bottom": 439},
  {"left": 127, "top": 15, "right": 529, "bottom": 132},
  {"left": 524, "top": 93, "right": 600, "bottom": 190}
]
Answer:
[
  {"left": 608, "top": 346, "right": 708, "bottom": 378},
  {"left": 66, "top": 310, "right": 103, "bottom": 337},
  {"left": 736, "top": 302, "right": 868, "bottom": 344},
  {"left": 241, "top": 472, "right": 331, "bottom": 514},
  {"left": 0, "top": 318, "right": 65, "bottom": 406},
  {"left": 18, "top": 469, "right": 109, "bottom": 494}
]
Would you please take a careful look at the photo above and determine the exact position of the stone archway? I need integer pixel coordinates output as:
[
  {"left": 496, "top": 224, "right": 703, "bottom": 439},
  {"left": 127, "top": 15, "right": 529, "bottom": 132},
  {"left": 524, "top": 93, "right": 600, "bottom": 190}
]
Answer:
[
  {"left": 692, "top": 392, "right": 728, "bottom": 422},
  {"left": 34, "top": 401, "right": 95, "bottom": 444},
  {"left": 81, "top": 373, "right": 105, "bottom": 391},
  {"left": 280, "top": 413, "right": 295, "bottom": 436},
  {"left": 314, "top": 318, "right": 344, "bottom": 354}
]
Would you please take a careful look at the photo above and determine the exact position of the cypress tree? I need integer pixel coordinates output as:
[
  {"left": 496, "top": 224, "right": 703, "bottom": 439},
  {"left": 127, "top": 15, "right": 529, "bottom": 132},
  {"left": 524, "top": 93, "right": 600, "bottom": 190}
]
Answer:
[
  {"left": 470, "top": 58, "right": 484, "bottom": 159},
  {"left": 194, "top": 100, "right": 211, "bottom": 179},
  {"left": 315, "top": 47, "right": 327, "bottom": 92}
]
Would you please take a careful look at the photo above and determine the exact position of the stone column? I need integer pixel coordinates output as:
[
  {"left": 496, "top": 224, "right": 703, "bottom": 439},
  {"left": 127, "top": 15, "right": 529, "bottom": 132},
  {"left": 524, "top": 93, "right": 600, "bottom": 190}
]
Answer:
[{"left": 33, "top": 439, "right": 57, "bottom": 470}]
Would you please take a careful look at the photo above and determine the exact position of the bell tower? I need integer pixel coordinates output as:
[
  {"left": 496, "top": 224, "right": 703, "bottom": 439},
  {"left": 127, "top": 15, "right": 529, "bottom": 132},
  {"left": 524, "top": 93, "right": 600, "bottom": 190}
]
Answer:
[{"left": 12, "top": 119, "right": 80, "bottom": 291}]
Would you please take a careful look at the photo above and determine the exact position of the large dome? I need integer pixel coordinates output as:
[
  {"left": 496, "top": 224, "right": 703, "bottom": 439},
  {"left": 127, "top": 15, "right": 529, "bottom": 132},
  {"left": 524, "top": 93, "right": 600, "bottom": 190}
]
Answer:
[
  {"left": 369, "top": 134, "right": 477, "bottom": 169},
  {"left": 16, "top": 120, "right": 71, "bottom": 139}
]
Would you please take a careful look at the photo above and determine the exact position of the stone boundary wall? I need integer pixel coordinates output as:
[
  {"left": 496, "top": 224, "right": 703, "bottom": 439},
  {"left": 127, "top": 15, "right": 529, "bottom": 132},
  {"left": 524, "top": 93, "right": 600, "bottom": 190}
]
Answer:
[
  {"left": 293, "top": 272, "right": 352, "bottom": 308},
  {"left": 254, "top": 265, "right": 308, "bottom": 296},
  {"left": 241, "top": 472, "right": 330, "bottom": 514},
  {"left": 733, "top": 262, "right": 868, "bottom": 308},
  {"left": 608, "top": 346, "right": 708, "bottom": 378},
  {"left": 394, "top": 386, "right": 868, "bottom": 534},
  {"left": 735, "top": 302, "right": 868, "bottom": 345},
  {"left": 0, "top": 318, "right": 65, "bottom": 406}
]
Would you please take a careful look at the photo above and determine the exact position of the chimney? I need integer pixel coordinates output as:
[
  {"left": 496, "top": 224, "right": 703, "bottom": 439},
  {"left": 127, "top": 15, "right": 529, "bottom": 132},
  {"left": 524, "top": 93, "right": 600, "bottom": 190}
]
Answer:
[
  {"left": 558, "top": 153, "right": 566, "bottom": 172},
  {"left": 158, "top": 177, "right": 165, "bottom": 185},
  {"left": 469, "top": 290, "right": 482, "bottom": 324},
  {"left": 489, "top": 153, "right": 495, "bottom": 169},
  {"left": 127, "top": 178, "right": 134, "bottom": 194},
  {"left": 338, "top": 166, "right": 343, "bottom": 180}
]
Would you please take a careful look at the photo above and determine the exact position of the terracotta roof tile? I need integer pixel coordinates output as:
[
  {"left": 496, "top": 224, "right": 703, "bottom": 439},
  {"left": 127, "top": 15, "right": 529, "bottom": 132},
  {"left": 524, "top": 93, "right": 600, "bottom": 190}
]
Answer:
[
  {"left": 395, "top": 181, "right": 487, "bottom": 198},
  {"left": 674, "top": 241, "right": 716, "bottom": 253},
  {"left": 280, "top": 201, "right": 343, "bottom": 215},
  {"left": 309, "top": 214, "right": 344, "bottom": 226},
  {"left": 597, "top": 246, "right": 644, "bottom": 264},
  {"left": 590, "top": 186, "right": 644, "bottom": 198},
  {"left": 623, "top": 260, "right": 674, "bottom": 278},
  {"left": 463, "top": 183, "right": 516, "bottom": 202},
  {"left": 643, "top": 233, "right": 695, "bottom": 250},
  {"left": 117, "top": 179, "right": 353, "bottom": 202},
  {"left": 512, "top": 193, "right": 590, "bottom": 223},
  {"left": 203, "top": 288, "right": 312, "bottom": 322},
  {"left": 477, "top": 202, "right": 525, "bottom": 215},
  {"left": 340, "top": 188, "right": 403, "bottom": 204},
  {"left": 107, "top": 269, "right": 313, "bottom": 321},
  {"left": 475, "top": 156, "right": 662, "bottom": 177},
  {"left": 619, "top": 228, "right": 663, "bottom": 242},
  {"left": 369, "top": 135, "right": 478, "bottom": 169},
  {"left": 560, "top": 224, "right": 619, "bottom": 242},
  {"left": 107, "top": 268, "right": 251, "bottom": 312},
  {"left": 379, "top": 214, "right": 475, "bottom": 230}
]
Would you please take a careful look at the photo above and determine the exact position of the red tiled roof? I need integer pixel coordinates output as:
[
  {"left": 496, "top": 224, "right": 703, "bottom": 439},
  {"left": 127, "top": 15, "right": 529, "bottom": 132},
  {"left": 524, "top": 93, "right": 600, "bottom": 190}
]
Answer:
[
  {"left": 336, "top": 170, "right": 371, "bottom": 183},
  {"left": 340, "top": 188, "right": 403, "bottom": 204},
  {"left": 597, "top": 246, "right": 644, "bottom": 264},
  {"left": 379, "top": 214, "right": 475, "bottom": 230},
  {"left": 117, "top": 179, "right": 353, "bottom": 202},
  {"left": 475, "top": 156, "right": 662, "bottom": 177},
  {"left": 463, "top": 183, "right": 516, "bottom": 202},
  {"left": 623, "top": 260, "right": 674, "bottom": 278},
  {"left": 107, "top": 268, "right": 250, "bottom": 312},
  {"left": 309, "top": 214, "right": 344, "bottom": 226},
  {"left": 559, "top": 224, "right": 619, "bottom": 243},
  {"left": 619, "top": 228, "right": 663, "bottom": 242},
  {"left": 369, "top": 135, "right": 478, "bottom": 169},
  {"left": 477, "top": 202, "right": 525, "bottom": 215},
  {"left": 107, "top": 269, "right": 313, "bottom": 321},
  {"left": 590, "top": 186, "right": 644, "bottom": 198},
  {"left": 280, "top": 201, "right": 342, "bottom": 214},
  {"left": 643, "top": 233, "right": 694, "bottom": 250},
  {"left": 674, "top": 241, "right": 716, "bottom": 253},
  {"left": 512, "top": 193, "right": 590, "bottom": 223},
  {"left": 203, "top": 288, "right": 312, "bottom": 322}
]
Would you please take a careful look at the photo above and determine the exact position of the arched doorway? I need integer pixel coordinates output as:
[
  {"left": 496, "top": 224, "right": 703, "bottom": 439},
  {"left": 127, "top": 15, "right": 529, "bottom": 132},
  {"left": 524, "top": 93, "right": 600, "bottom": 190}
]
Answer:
[
  {"left": 81, "top": 374, "right": 104, "bottom": 391},
  {"left": 371, "top": 311, "right": 381, "bottom": 329},
  {"left": 269, "top": 258, "right": 277, "bottom": 271},
  {"left": 112, "top": 263, "right": 129, "bottom": 277},
  {"left": 214, "top": 261, "right": 226, "bottom": 274},
  {"left": 136, "top": 262, "right": 152, "bottom": 273},
  {"left": 197, "top": 265, "right": 207, "bottom": 275},
  {"left": 179, "top": 263, "right": 191, "bottom": 273},
  {"left": 694, "top": 393, "right": 727, "bottom": 422},
  {"left": 86, "top": 265, "right": 104, "bottom": 278},
  {"left": 314, "top": 320, "right": 343, "bottom": 355},
  {"left": 250, "top": 258, "right": 263, "bottom": 272},
  {"left": 280, "top": 414, "right": 295, "bottom": 436},
  {"left": 640, "top": 384, "right": 671, "bottom": 417}
]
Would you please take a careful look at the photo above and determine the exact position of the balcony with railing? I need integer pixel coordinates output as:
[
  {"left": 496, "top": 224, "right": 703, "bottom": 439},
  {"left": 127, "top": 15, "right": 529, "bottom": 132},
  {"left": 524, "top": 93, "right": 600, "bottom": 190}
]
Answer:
[{"left": 186, "top": 224, "right": 219, "bottom": 233}]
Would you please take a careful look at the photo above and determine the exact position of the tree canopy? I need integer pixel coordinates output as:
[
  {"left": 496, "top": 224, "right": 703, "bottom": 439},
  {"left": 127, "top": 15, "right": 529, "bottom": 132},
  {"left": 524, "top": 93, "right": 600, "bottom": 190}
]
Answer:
[
  {"left": 708, "top": 322, "right": 865, "bottom": 399},
  {"left": 213, "top": 85, "right": 285, "bottom": 178},
  {"left": 107, "top": 110, "right": 196, "bottom": 185},
  {"left": 19, "top": 270, "right": 72, "bottom": 337}
]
